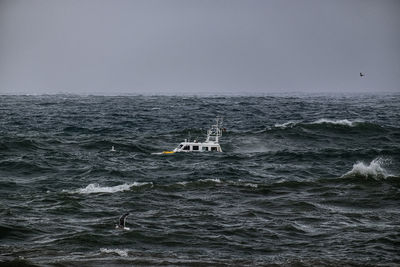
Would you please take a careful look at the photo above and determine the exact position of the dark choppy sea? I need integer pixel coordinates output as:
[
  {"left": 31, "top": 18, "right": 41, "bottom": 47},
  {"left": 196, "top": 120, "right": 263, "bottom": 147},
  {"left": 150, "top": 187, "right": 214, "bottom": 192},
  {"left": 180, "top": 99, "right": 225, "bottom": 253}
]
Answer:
[{"left": 0, "top": 94, "right": 399, "bottom": 266}]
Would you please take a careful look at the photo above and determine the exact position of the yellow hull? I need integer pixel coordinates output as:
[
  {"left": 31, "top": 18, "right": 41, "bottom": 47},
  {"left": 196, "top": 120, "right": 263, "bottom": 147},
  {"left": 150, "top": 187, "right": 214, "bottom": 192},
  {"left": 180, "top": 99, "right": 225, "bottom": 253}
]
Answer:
[{"left": 162, "top": 151, "right": 175, "bottom": 154}]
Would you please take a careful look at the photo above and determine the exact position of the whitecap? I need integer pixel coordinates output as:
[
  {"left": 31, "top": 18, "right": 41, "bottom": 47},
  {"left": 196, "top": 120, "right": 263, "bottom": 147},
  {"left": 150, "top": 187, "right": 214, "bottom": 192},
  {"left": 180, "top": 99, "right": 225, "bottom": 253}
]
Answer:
[
  {"left": 274, "top": 119, "right": 364, "bottom": 129},
  {"left": 274, "top": 121, "right": 299, "bottom": 129},
  {"left": 199, "top": 178, "right": 222, "bottom": 183},
  {"left": 234, "top": 180, "right": 258, "bottom": 188},
  {"left": 243, "top": 183, "right": 258, "bottom": 188},
  {"left": 311, "top": 118, "right": 363, "bottom": 127},
  {"left": 65, "top": 182, "right": 152, "bottom": 194},
  {"left": 100, "top": 248, "right": 128, "bottom": 257},
  {"left": 342, "top": 158, "right": 391, "bottom": 180},
  {"left": 177, "top": 179, "right": 222, "bottom": 186}
]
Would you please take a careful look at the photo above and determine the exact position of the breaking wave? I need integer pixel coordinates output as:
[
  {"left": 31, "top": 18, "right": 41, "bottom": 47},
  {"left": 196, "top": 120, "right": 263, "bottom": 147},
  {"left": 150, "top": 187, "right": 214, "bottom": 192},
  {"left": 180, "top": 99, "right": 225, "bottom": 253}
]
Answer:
[
  {"left": 172, "top": 179, "right": 260, "bottom": 189},
  {"left": 342, "top": 158, "right": 392, "bottom": 180},
  {"left": 198, "top": 178, "right": 222, "bottom": 183},
  {"left": 274, "top": 120, "right": 300, "bottom": 129},
  {"left": 65, "top": 182, "right": 152, "bottom": 194},
  {"left": 311, "top": 118, "right": 364, "bottom": 126},
  {"left": 175, "top": 178, "right": 222, "bottom": 187},
  {"left": 100, "top": 248, "right": 129, "bottom": 257},
  {"left": 274, "top": 118, "right": 365, "bottom": 129}
]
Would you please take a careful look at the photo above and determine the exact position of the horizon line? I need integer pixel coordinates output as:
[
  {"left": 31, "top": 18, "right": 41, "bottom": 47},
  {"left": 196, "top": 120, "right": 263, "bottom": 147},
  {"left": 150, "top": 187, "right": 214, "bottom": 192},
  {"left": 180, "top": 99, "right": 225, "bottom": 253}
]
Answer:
[{"left": 1, "top": 91, "right": 399, "bottom": 97}]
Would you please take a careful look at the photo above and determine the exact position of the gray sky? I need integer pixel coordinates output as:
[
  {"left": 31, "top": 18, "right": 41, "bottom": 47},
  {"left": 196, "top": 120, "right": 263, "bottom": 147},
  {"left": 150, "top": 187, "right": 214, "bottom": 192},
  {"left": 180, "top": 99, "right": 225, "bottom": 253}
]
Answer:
[{"left": 0, "top": 0, "right": 399, "bottom": 95}]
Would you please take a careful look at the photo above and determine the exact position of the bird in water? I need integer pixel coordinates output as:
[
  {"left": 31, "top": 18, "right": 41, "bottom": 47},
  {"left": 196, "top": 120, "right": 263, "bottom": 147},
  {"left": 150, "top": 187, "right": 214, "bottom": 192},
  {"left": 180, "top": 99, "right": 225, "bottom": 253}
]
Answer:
[
  {"left": 116, "top": 212, "right": 130, "bottom": 230},
  {"left": 110, "top": 146, "right": 116, "bottom": 152},
  {"left": 360, "top": 72, "right": 365, "bottom": 77}
]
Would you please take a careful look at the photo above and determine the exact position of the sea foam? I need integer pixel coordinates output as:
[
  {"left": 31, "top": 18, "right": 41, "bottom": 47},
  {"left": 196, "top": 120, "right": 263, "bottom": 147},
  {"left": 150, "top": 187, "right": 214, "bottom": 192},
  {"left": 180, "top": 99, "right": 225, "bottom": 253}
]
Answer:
[
  {"left": 311, "top": 118, "right": 363, "bottom": 127},
  {"left": 100, "top": 248, "right": 129, "bottom": 257},
  {"left": 199, "top": 178, "right": 222, "bottom": 183},
  {"left": 274, "top": 121, "right": 299, "bottom": 129},
  {"left": 66, "top": 182, "right": 152, "bottom": 194},
  {"left": 274, "top": 119, "right": 364, "bottom": 129},
  {"left": 342, "top": 158, "right": 391, "bottom": 180}
]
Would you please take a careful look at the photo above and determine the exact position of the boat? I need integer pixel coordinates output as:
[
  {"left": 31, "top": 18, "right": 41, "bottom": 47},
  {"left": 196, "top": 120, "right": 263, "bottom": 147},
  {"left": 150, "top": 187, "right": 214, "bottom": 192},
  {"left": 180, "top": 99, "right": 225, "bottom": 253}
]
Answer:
[{"left": 163, "top": 117, "right": 224, "bottom": 154}]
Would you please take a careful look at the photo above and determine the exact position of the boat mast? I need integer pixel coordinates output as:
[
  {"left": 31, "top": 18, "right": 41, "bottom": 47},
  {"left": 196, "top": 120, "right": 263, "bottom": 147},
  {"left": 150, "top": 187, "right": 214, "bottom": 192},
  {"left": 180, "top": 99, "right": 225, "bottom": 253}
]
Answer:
[{"left": 205, "top": 117, "right": 223, "bottom": 143}]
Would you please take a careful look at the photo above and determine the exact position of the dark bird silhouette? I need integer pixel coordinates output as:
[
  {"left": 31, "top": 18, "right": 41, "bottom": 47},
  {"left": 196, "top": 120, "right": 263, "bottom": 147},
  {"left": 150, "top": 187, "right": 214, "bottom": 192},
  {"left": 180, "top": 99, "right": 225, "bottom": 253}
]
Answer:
[
  {"left": 116, "top": 212, "right": 130, "bottom": 229},
  {"left": 360, "top": 72, "right": 364, "bottom": 77}
]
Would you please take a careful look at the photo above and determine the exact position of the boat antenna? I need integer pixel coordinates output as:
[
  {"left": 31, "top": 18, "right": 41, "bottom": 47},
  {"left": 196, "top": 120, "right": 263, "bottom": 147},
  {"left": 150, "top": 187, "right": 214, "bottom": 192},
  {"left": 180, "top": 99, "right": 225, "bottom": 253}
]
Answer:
[{"left": 205, "top": 116, "right": 223, "bottom": 143}]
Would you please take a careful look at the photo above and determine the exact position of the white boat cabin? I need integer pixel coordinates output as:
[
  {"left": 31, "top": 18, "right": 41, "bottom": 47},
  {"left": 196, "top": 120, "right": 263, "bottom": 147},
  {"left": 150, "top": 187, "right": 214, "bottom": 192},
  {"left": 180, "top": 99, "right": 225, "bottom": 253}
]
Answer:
[
  {"left": 165, "top": 118, "right": 224, "bottom": 153},
  {"left": 173, "top": 140, "right": 222, "bottom": 152}
]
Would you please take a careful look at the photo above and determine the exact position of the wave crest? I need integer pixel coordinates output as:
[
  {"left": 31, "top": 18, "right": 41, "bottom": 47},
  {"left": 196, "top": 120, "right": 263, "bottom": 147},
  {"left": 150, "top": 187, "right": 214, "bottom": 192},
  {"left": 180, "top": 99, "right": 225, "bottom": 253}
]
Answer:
[
  {"left": 274, "top": 118, "right": 365, "bottom": 129},
  {"left": 100, "top": 248, "right": 128, "bottom": 257},
  {"left": 342, "top": 158, "right": 391, "bottom": 180},
  {"left": 175, "top": 179, "right": 259, "bottom": 189},
  {"left": 311, "top": 118, "right": 363, "bottom": 126},
  {"left": 198, "top": 178, "right": 222, "bottom": 183},
  {"left": 274, "top": 121, "right": 299, "bottom": 129},
  {"left": 66, "top": 182, "right": 152, "bottom": 194}
]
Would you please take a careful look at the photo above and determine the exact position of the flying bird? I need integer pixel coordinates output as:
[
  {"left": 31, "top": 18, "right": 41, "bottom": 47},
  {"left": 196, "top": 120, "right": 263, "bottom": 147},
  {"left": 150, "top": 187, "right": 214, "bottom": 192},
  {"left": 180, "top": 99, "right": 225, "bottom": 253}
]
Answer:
[
  {"left": 360, "top": 72, "right": 364, "bottom": 77},
  {"left": 116, "top": 212, "right": 130, "bottom": 229}
]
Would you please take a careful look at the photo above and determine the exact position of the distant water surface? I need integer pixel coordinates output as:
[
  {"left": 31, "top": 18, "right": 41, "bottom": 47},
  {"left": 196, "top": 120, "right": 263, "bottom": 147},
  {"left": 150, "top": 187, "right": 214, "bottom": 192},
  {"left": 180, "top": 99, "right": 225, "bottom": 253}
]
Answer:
[{"left": 0, "top": 94, "right": 399, "bottom": 266}]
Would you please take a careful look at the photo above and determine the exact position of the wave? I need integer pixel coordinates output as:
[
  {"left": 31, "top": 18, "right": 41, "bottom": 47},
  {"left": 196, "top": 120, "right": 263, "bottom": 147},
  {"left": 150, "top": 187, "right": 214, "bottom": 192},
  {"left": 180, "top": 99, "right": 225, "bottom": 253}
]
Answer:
[
  {"left": 0, "top": 138, "right": 42, "bottom": 151},
  {"left": 274, "top": 120, "right": 300, "bottom": 129},
  {"left": 175, "top": 178, "right": 222, "bottom": 187},
  {"left": 274, "top": 118, "right": 367, "bottom": 129},
  {"left": 79, "top": 140, "right": 152, "bottom": 153},
  {"left": 0, "top": 258, "right": 39, "bottom": 267},
  {"left": 174, "top": 178, "right": 260, "bottom": 189},
  {"left": 65, "top": 179, "right": 257, "bottom": 194},
  {"left": 341, "top": 158, "right": 392, "bottom": 180},
  {"left": 238, "top": 182, "right": 258, "bottom": 188},
  {"left": 0, "top": 160, "right": 53, "bottom": 174},
  {"left": 312, "top": 118, "right": 365, "bottom": 126},
  {"left": 65, "top": 182, "right": 152, "bottom": 194},
  {"left": 100, "top": 248, "right": 129, "bottom": 257},
  {"left": 198, "top": 178, "right": 222, "bottom": 183}
]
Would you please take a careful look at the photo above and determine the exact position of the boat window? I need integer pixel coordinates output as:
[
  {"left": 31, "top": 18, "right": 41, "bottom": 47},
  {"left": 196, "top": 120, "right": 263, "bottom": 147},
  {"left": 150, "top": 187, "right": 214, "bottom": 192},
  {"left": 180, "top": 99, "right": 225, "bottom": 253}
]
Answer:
[
  {"left": 178, "top": 144, "right": 183, "bottom": 148},
  {"left": 183, "top": 145, "right": 190, "bottom": 150},
  {"left": 192, "top": 146, "right": 199, "bottom": 151},
  {"left": 203, "top": 147, "right": 209, "bottom": 151},
  {"left": 211, "top": 147, "right": 218, "bottom": 151}
]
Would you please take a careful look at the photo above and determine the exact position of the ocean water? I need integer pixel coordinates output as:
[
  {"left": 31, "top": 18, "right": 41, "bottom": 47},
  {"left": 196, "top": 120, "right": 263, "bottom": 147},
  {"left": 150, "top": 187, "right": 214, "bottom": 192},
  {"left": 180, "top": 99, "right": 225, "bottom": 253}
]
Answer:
[{"left": 0, "top": 94, "right": 399, "bottom": 266}]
